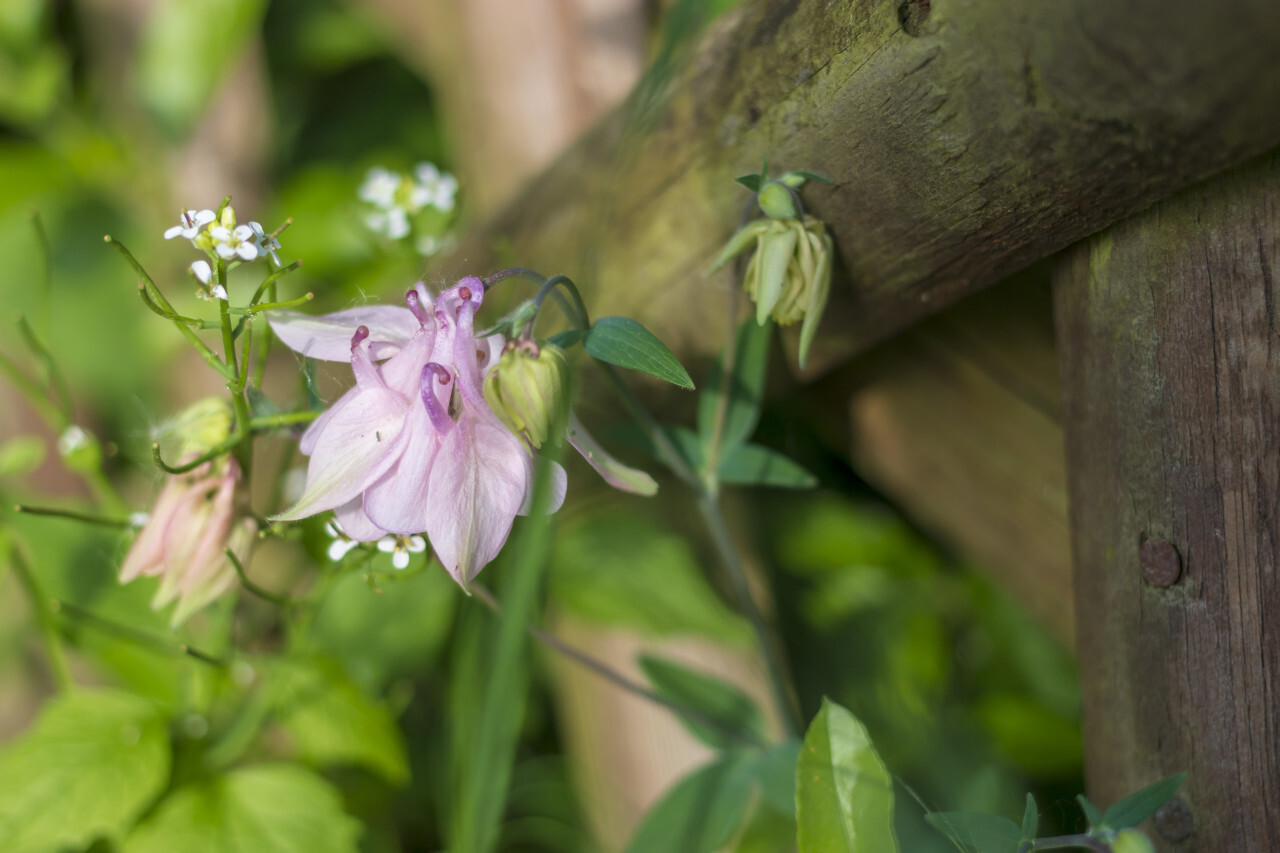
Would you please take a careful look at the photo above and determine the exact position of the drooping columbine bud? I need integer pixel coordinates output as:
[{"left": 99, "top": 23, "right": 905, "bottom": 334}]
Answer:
[
  {"left": 1111, "top": 830, "right": 1156, "bottom": 853},
  {"left": 483, "top": 339, "right": 571, "bottom": 449},
  {"left": 740, "top": 216, "right": 833, "bottom": 368},
  {"left": 157, "top": 397, "right": 234, "bottom": 460}
]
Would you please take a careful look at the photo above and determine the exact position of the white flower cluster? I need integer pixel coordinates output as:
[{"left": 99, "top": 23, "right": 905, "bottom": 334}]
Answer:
[
  {"left": 164, "top": 205, "right": 283, "bottom": 300},
  {"left": 358, "top": 163, "right": 458, "bottom": 241},
  {"left": 325, "top": 520, "right": 426, "bottom": 570}
]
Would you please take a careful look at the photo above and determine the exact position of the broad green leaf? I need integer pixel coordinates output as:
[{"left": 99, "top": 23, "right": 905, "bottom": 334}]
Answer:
[
  {"left": 1020, "top": 794, "right": 1038, "bottom": 843},
  {"left": 547, "top": 329, "right": 582, "bottom": 349},
  {"left": 123, "top": 764, "right": 361, "bottom": 853},
  {"left": 549, "top": 508, "right": 751, "bottom": 643},
  {"left": 796, "top": 698, "right": 898, "bottom": 853},
  {"left": 136, "top": 0, "right": 267, "bottom": 135},
  {"left": 584, "top": 316, "right": 694, "bottom": 389},
  {"left": 639, "top": 655, "right": 767, "bottom": 750},
  {"left": 0, "top": 689, "right": 170, "bottom": 853},
  {"left": 0, "top": 434, "right": 45, "bottom": 477},
  {"left": 924, "top": 812, "right": 1021, "bottom": 853},
  {"left": 754, "top": 738, "right": 802, "bottom": 817},
  {"left": 1077, "top": 794, "right": 1103, "bottom": 829},
  {"left": 697, "top": 318, "right": 771, "bottom": 458},
  {"left": 719, "top": 443, "right": 817, "bottom": 488},
  {"left": 736, "top": 804, "right": 798, "bottom": 853},
  {"left": 1100, "top": 773, "right": 1185, "bottom": 830},
  {"left": 625, "top": 753, "right": 756, "bottom": 853},
  {"left": 274, "top": 657, "right": 409, "bottom": 785},
  {"left": 735, "top": 174, "right": 763, "bottom": 192}
]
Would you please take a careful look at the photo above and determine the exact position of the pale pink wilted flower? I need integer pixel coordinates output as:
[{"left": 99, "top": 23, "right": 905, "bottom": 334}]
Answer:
[
  {"left": 269, "top": 278, "right": 565, "bottom": 588},
  {"left": 121, "top": 458, "right": 255, "bottom": 626}
]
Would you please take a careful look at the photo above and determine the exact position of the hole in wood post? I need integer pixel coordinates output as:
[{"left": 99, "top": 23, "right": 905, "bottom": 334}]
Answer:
[
  {"left": 1154, "top": 797, "right": 1194, "bottom": 842},
  {"left": 897, "top": 0, "right": 931, "bottom": 36}
]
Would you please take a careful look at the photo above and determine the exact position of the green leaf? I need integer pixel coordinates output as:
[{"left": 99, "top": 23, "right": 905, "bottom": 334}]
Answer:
[
  {"left": 625, "top": 753, "right": 756, "bottom": 853},
  {"left": 719, "top": 443, "right": 817, "bottom": 488},
  {"left": 754, "top": 739, "right": 802, "bottom": 817},
  {"left": 796, "top": 698, "right": 898, "bottom": 853},
  {"left": 779, "top": 170, "right": 835, "bottom": 187},
  {"left": 1020, "top": 794, "right": 1038, "bottom": 843},
  {"left": 274, "top": 657, "right": 410, "bottom": 785},
  {"left": 924, "top": 812, "right": 1021, "bottom": 853},
  {"left": 549, "top": 508, "right": 752, "bottom": 643},
  {"left": 547, "top": 328, "right": 582, "bottom": 349},
  {"left": 1077, "top": 794, "right": 1103, "bottom": 829},
  {"left": 123, "top": 764, "right": 361, "bottom": 853},
  {"left": 0, "top": 434, "right": 45, "bottom": 477},
  {"left": 735, "top": 174, "right": 763, "bottom": 192},
  {"left": 584, "top": 316, "right": 694, "bottom": 389},
  {"left": 1100, "top": 773, "right": 1186, "bottom": 830},
  {"left": 639, "top": 655, "right": 767, "bottom": 750},
  {"left": 0, "top": 689, "right": 170, "bottom": 853},
  {"left": 697, "top": 318, "right": 771, "bottom": 458}
]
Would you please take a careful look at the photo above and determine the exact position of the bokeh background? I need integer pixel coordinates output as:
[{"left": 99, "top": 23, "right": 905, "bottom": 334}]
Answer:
[{"left": 0, "top": 1, "right": 1084, "bottom": 850}]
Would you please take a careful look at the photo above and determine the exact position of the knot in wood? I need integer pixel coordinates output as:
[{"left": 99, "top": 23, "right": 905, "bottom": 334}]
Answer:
[
  {"left": 1154, "top": 796, "right": 1194, "bottom": 842},
  {"left": 1139, "top": 538, "right": 1181, "bottom": 587}
]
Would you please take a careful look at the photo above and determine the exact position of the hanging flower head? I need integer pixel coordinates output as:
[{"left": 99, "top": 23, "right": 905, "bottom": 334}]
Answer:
[{"left": 269, "top": 278, "right": 565, "bottom": 589}]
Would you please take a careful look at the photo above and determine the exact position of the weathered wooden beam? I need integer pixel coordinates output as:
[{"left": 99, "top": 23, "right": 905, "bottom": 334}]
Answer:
[
  {"left": 1053, "top": 154, "right": 1280, "bottom": 850},
  {"left": 441, "top": 0, "right": 1280, "bottom": 377}
]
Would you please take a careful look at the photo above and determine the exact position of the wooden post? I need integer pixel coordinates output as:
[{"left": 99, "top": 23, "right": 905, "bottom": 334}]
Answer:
[{"left": 1053, "top": 155, "right": 1280, "bottom": 850}]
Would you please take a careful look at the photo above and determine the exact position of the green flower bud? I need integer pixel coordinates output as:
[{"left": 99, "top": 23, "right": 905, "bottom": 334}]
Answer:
[
  {"left": 57, "top": 425, "right": 102, "bottom": 474},
  {"left": 160, "top": 397, "right": 234, "bottom": 459},
  {"left": 743, "top": 216, "right": 833, "bottom": 368},
  {"left": 1111, "top": 829, "right": 1156, "bottom": 853},
  {"left": 483, "top": 341, "right": 571, "bottom": 448},
  {"left": 757, "top": 182, "right": 798, "bottom": 220}
]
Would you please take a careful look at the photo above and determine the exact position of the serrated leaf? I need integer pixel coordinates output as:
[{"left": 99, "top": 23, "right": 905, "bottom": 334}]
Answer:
[
  {"left": 797, "top": 698, "right": 898, "bottom": 853},
  {"left": 274, "top": 657, "right": 409, "bottom": 784},
  {"left": 639, "top": 655, "right": 767, "bottom": 750},
  {"left": 1100, "top": 773, "right": 1185, "bottom": 830},
  {"left": 1077, "top": 794, "right": 1103, "bottom": 828},
  {"left": 584, "top": 316, "right": 694, "bottom": 389},
  {"left": 925, "top": 812, "right": 1021, "bottom": 853},
  {"left": 0, "top": 689, "right": 171, "bottom": 853},
  {"left": 0, "top": 434, "right": 45, "bottom": 477},
  {"left": 625, "top": 753, "right": 756, "bottom": 853},
  {"left": 754, "top": 739, "right": 802, "bottom": 817},
  {"left": 1020, "top": 794, "right": 1038, "bottom": 843},
  {"left": 719, "top": 443, "right": 817, "bottom": 488},
  {"left": 735, "top": 174, "right": 763, "bottom": 192},
  {"left": 697, "top": 318, "right": 771, "bottom": 459},
  {"left": 123, "top": 764, "right": 361, "bottom": 853}
]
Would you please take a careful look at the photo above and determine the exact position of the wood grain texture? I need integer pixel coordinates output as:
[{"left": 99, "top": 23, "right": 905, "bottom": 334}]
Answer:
[
  {"left": 1054, "top": 155, "right": 1280, "bottom": 850},
  {"left": 437, "top": 0, "right": 1280, "bottom": 378}
]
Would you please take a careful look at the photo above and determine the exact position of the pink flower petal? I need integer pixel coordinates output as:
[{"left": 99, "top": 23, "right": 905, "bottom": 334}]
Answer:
[
  {"left": 274, "top": 387, "right": 409, "bottom": 520},
  {"left": 364, "top": 400, "right": 442, "bottom": 534},
  {"left": 334, "top": 496, "right": 387, "bottom": 542},
  {"left": 269, "top": 306, "right": 420, "bottom": 361},
  {"left": 517, "top": 459, "right": 567, "bottom": 516}
]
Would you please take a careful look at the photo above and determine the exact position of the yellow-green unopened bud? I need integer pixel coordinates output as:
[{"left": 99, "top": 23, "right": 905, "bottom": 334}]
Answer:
[
  {"left": 1111, "top": 829, "right": 1156, "bottom": 853},
  {"left": 57, "top": 425, "right": 103, "bottom": 473},
  {"left": 483, "top": 341, "right": 570, "bottom": 448},
  {"left": 162, "top": 397, "right": 234, "bottom": 459},
  {"left": 757, "top": 182, "right": 798, "bottom": 220},
  {"left": 743, "top": 215, "right": 833, "bottom": 368}
]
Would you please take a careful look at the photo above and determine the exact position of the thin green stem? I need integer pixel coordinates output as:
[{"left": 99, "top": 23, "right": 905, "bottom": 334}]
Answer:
[
  {"left": 472, "top": 584, "right": 766, "bottom": 748},
  {"left": 14, "top": 504, "right": 134, "bottom": 528},
  {"left": 16, "top": 313, "right": 74, "bottom": 424},
  {"left": 225, "top": 547, "right": 293, "bottom": 608},
  {"left": 8, "top": 538, "right": 72, "bottom": 690},
  {"left": 1025, "top": 835, "right": 1112, "bottom": 851},
  {"left": 246, "top": 261, "right": 302, "bottom": 308},
  {"left": 248, "top": 410, "right": 320, "bottom": 431},
  {"left": 233, "top": 292, "right": 313, "bottom": 317},
  {"left": 598, "top": 363, "right": 699, "bottom": 489},
  {"left": 152, "top": 437, "right": 239, "bottom": 474},
  {"left": 252, "top": 280, "right": 277, "bottom": 387},
  {"left": 105, "top": 236, "right": 178, "bottom": 314},
  {"left": 53, "top": 599, "right": 224, "bottom": 667},
  {"left": 31, "top": 211, "right": 52, "bottom": 340},
  {"left": 217, "top": 262, "right": 254, "bottom": 476},
  {"left": 135, "top": 285, "right": 214, "bottom": 328},
  {"left": 0, "top": 349, "right": 65, "bottom": 427}
]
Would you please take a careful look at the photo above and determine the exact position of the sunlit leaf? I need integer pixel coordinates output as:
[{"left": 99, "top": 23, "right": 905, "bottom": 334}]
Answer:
[
  {"left": 796, "top": 698, "right": 898, "bottom": 852},
  {"left": 639, "top": 655, "right": 767, "bottom": 750},
  {"left": 625, "top": 753, "right": 756, "bottom": 853},
  {"left": 1101, "top": 773, "right": 1186, "bottom": 830},
  {"left": 0, "top": 689, "right": 170, "bottom": 853},
  {"left": 123, "top": 764, "right": 361, "bottom": 853},
  {"left": 584, "top": 316, "right": 694, "bottom": 389}
]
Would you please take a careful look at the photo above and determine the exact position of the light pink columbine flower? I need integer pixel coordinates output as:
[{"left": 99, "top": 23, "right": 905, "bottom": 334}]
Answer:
[
  {"left": 269, "top": 277, "right": 565, "bottom": 588},
  {"left": 121, "top": 459, "right": 256, "bottom": 626}
]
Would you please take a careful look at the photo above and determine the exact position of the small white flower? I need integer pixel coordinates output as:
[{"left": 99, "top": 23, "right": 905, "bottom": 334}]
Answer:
[
  {"left": 376, "top": 534, "right": 426, "bottom": 569},
  {"left": 190, "top": 260, "right": 212, "bottom": 284},
  {"left": 212, "top": 224, "right": 260, "bottom": 261},
  {"left": 365, "top": 207, "right": 410, "bottom": 240},
  {"left": 211, "top": 285, "right": 229, "bottom": 301},
  {"left": 248, "top": 221, "right": 282, "bottom": 265},
  {"left": 57, "top": 425, "right": 90, "bottom": 457},
  {"left": 412, "top": 162, "right": 457, "bottom": 213},
  {"left": 164, "top": 209, "right": 215, "bottom": 241},
  {"left": 359, "top": 167, "right": 402, "bottom": 209},
  {"left": 325, "top": 520, "right": 361, "bottom": 562}
]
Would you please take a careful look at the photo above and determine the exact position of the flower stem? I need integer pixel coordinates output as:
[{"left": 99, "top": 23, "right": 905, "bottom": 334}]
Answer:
[
  {"left": 7, "top": 536, "right": 72, "bottom": 691},
  {"left": 15, "top": 313, "right": 74, "bottom": 425},
  {"left": 52, "top": 599, "right": 224, "bottom": 667},
  {"left": 1018, "top": 835, "right": 1113, "bottom": 851},
  {"left": 217, "top": 262, "right": 254, "bottom": 477},
  {"left": 13, "top": 504, "right": 134, "bottom": 528},
  {"left": 471, "top": 584, "right": 767, "bottom": 748},
  {"left": 225, "top": 547, "right": 293, "bottom": 608},
  {"left": 248, "top": 410, "right": 320, "bottom": 431}
]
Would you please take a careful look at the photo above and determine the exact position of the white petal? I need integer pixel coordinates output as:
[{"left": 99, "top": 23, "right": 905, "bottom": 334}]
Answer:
[
  {"left": 191, "top": 260, "right": 212, "bottom": 284},
  {"left": 236, "top": 242, "right": 258, "bottom": 261},
  {"left": 407, "top": 535, "right": 426, "bottom": 553},
  {"left": 211, "top": 285, "right": 229, "bottom": 301},
  {"left": 392, "top": 550, "right": 409, "bottom": 569},
  {"left": 268, "top": 306, "right": 420, "bottom": 361},
  {"left": 215, "top": 243, "right": 236, "bottom": 259},
  {"left": 164, "top": 225, "right": 184, "bottom": 239},
  {"left": 376, "top": 537, "right": 396, "bottom": 553}
]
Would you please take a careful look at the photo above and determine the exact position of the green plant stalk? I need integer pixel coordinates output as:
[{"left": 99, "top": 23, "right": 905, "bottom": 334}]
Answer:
[
  {"left": 52, "top": 598, "right": 223, "bottom": 666},
  {"left": 1020, "top": 835, "right": 1113, "bottom": 851},
  {"left": 7, "top": 535, "right": 72, "bottom": 691},
  {"left": 14, "top": 504, "right": 133, "bottom": 527},
  {"left": 0, "top": 349, "right": 66, "bottom": 428},
  {"left": 225, "top": 547, "right": 292, "bottom": 608},
  {"left": 217, "top": 262, "right": 254, "bottom": 477},
  {"left": 248, "top": 410, "right": 320, "bottom": 431}
]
